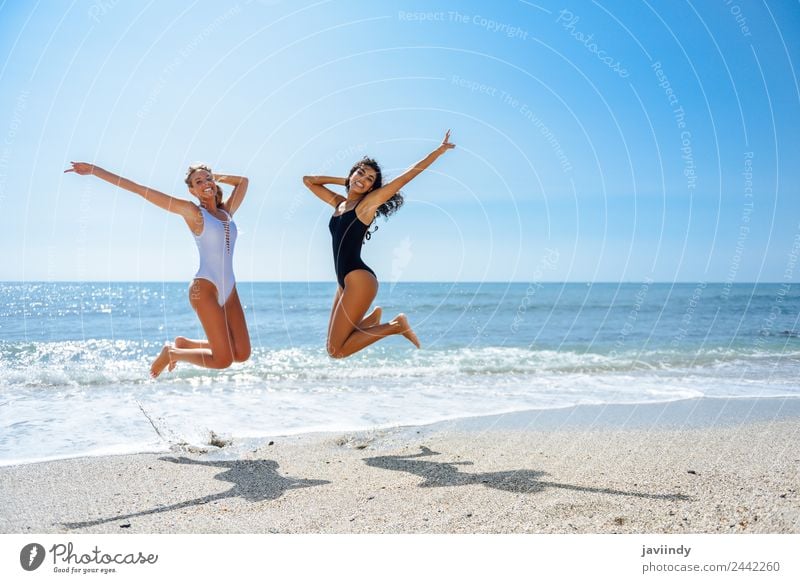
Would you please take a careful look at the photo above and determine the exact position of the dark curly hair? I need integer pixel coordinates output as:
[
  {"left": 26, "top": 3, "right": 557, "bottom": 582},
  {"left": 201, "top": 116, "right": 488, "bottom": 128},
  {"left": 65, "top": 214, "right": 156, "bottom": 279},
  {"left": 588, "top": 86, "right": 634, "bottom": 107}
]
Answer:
[{"left": 344, "top": 157, "right": 404, "bottom": 219}]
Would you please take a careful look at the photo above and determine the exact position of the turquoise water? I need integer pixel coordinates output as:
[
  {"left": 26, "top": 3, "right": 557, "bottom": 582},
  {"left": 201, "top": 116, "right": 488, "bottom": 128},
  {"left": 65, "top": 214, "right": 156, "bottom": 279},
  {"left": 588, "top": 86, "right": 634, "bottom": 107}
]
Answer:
[{"left": 1, "top": 282, "right": 798, "bottom": 464}]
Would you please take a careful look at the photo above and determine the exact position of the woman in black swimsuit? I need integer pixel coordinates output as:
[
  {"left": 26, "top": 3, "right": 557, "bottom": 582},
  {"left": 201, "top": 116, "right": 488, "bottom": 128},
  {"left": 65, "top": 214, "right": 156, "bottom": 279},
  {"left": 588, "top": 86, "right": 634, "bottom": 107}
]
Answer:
[{"left": 303, "top": 130, "right": 455, "bottom": 358}]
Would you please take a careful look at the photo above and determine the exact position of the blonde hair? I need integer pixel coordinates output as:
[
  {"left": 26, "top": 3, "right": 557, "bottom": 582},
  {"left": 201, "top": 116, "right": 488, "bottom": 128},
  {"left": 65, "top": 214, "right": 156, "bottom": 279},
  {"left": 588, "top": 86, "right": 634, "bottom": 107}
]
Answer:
[{"left": 185, "top": 163, "right": 223, "bottom": 206}]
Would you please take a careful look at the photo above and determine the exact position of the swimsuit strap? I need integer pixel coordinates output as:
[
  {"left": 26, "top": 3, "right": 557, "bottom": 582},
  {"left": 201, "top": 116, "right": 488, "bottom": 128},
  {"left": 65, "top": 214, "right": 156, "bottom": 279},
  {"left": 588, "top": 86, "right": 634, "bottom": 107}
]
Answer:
[
  {"left": 348, "top": 196, "right": 373, "bottom": 226},
  {"left": 338, "top": 197, "right": 365, "bottom": 213}
]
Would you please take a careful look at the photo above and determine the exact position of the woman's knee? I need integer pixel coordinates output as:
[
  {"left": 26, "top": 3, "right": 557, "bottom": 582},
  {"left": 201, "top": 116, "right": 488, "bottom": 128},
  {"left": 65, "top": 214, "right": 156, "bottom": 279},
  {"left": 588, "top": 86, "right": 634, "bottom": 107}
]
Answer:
[
  {"left": 211, "top": 352, "right": 234, "bottom": 369},
  {"left": 233, "top": 344, "right": 251, "bottom": 363},
  {"left": 326, "top": 341, "right": 345, "bottom": 359},
  {"left": 207, "top": 342, "right": 234, "bottom": 369}
]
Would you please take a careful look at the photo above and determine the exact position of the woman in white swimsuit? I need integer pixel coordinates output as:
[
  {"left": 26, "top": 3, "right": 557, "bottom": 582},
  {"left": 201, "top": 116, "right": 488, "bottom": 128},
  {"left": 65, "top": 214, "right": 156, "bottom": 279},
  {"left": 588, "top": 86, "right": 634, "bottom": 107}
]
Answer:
[{"left": 65, "top": 162, "right": 251, "bottom": 377}]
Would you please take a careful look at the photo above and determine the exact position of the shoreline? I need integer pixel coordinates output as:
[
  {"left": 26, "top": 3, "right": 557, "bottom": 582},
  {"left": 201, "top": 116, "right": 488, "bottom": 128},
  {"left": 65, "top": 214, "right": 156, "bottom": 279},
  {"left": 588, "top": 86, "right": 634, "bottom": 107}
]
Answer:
[
  {"left": 2, "top": 397, "right": 799, "bottom": 534},
  {"left": 4, "top": 395, "right": 800, "bottom": 468}
]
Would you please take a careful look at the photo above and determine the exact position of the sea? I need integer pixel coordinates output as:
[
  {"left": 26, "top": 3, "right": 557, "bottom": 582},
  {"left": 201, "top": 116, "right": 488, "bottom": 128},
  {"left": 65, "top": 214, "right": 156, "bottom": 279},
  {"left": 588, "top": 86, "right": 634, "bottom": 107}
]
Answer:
[{"left": 1, "top": 281, "right": 798, "bottom": 465}]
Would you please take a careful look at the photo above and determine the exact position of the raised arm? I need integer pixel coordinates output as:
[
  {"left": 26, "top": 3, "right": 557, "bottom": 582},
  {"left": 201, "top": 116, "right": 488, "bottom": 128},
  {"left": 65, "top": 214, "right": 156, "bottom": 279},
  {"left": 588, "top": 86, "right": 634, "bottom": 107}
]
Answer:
[
  {"left": 64, "top": 162, "right": 196, "bottom": 221},
  {"left": 361, "top": 130, "right": 455, "bottom": 215},
  {"left": 302, "top": 175, "right": 347, "bottom": 208},
  {"left": 214, "top": 173, "right": 249, "bottom": 216}
]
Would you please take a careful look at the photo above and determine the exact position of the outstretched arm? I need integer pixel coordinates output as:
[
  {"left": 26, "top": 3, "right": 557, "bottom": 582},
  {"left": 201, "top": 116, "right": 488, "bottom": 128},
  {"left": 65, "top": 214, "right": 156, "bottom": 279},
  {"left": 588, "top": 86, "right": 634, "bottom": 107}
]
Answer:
[
  {"left": 302, "top": 175, "right": 347, "bottom": 208},
  {"left": 214, "top": 173, "right": 248, "bottom": 216},
  {"left": 361, "top": 130, "right": 455, "bottom": 215},
  {"left": 64, "top": 162, "right": 196, "bottom": 220}
]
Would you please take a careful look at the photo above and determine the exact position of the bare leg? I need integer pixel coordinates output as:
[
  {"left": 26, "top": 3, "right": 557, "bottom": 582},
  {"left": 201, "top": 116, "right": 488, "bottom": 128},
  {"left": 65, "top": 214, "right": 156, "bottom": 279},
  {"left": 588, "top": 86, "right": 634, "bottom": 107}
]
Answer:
[
  {"left": 221, "top": 286, "right": 251, "bottom": 363},
  {"left": 327, "top": 271, "right": 419, "bottom": 359},
  {"left": 333, "top": 314, "right": 419, "bottom": 358},
  {"left": 361, "top": 306, "right": 382, "bottom": 327},
  {"left": 156, "top": 287, "right": 250, "bottom": 377},
  {"left": 174, "top": 337, "right": 209, "bottom": 349},
  {"left": 150, "top": 280, "right": 236, "bottom": 377},
  {"left": 328, "top": 286, "right": 381, "bottom": 334},
  {"left": 170, "top": 338, "right": 206, "bottom": 371}
]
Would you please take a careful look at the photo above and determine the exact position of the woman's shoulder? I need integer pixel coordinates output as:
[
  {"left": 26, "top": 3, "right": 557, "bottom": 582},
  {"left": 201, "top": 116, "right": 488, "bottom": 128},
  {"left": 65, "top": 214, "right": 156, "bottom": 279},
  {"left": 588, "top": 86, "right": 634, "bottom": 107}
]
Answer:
[{"left": 185, "top": 202, "right": 204, "bottom": 235}]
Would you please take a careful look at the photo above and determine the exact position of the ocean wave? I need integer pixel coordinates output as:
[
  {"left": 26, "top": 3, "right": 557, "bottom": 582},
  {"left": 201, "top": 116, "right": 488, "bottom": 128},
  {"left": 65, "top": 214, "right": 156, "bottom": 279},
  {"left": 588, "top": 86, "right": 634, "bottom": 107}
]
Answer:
[{"left": 2, "top": 340, "right": 798, "bottom": 389}]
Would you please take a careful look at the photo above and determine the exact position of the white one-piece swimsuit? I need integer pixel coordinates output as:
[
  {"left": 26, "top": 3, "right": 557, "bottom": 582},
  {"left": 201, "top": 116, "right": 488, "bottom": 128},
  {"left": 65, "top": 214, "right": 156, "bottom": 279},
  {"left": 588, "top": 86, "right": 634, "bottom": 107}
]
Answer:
[{"left": 193, "top": 206, "right": 238, "bottom": 306}]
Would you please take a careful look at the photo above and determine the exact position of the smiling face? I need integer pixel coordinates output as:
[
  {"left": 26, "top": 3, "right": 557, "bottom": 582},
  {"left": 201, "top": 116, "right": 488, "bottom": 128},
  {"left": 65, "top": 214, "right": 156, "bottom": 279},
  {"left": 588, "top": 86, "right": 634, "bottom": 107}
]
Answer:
[
  {"left": 187, "top": 168, "right": 220, "bottom": 209},
  {"left": 347, "top": 165, "right": 377, "bottom": 195},
  {"left": 345, "top": 158, "right": 382, "bottom": 197}
]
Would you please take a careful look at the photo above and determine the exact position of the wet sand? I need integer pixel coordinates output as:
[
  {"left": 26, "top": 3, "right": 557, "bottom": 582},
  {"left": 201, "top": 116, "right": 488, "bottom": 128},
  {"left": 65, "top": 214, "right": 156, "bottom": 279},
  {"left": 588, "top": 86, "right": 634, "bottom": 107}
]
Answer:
[{"left": 1, "top": 398, "right": 798, "bottom": 534}]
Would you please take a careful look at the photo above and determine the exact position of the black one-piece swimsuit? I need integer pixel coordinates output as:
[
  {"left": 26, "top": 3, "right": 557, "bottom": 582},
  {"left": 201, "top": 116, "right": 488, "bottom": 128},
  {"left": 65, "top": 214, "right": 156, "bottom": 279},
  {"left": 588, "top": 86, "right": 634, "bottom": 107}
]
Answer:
[{"left": 328, "top": 199, "right": 376, "bottom": 288}]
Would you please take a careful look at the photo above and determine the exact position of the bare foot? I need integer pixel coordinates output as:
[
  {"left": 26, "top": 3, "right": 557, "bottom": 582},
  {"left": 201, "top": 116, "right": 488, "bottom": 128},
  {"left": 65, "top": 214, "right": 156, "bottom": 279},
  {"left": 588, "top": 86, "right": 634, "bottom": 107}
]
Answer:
[
  {"left": 393, "top": 313, "right": 421, "bottom": 349},
  {"left": 150, "top": 344, "right": 174, "bottom": 378},
  {"left": 360, "top": 306, "right": 382, "bottom": 328}
]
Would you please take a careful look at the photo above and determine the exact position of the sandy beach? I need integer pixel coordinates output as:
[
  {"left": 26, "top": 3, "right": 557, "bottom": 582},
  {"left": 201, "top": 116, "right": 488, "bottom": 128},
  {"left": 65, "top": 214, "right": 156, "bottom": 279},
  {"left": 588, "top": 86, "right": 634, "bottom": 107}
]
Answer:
[{"left": 2, "top": 397, "right": 798, "bottom": 534}]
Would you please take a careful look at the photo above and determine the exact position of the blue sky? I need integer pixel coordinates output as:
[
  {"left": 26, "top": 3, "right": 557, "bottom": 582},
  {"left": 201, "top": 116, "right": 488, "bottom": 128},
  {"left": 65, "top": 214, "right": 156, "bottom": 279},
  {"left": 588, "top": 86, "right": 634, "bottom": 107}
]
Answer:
[{"left": 1, "top": 0, "right": 798, "bottom": 282}]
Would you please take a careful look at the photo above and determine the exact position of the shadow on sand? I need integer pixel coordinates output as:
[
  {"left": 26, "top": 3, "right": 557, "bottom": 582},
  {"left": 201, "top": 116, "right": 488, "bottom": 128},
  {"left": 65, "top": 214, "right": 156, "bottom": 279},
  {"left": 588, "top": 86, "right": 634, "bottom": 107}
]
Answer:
[
  {"left": 364, "top": 446, "right": 689, "bottom": 500},
  {"left": 63, "top": 456, "right": 329, "bottom": 530}
]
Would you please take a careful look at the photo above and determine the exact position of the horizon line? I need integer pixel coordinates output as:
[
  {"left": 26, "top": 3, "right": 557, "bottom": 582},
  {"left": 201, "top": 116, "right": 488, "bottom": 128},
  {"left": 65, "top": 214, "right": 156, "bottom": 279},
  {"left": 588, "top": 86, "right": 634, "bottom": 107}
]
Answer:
[{"left": 0, "top": 280, "right": 791, "bottom": 285}]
